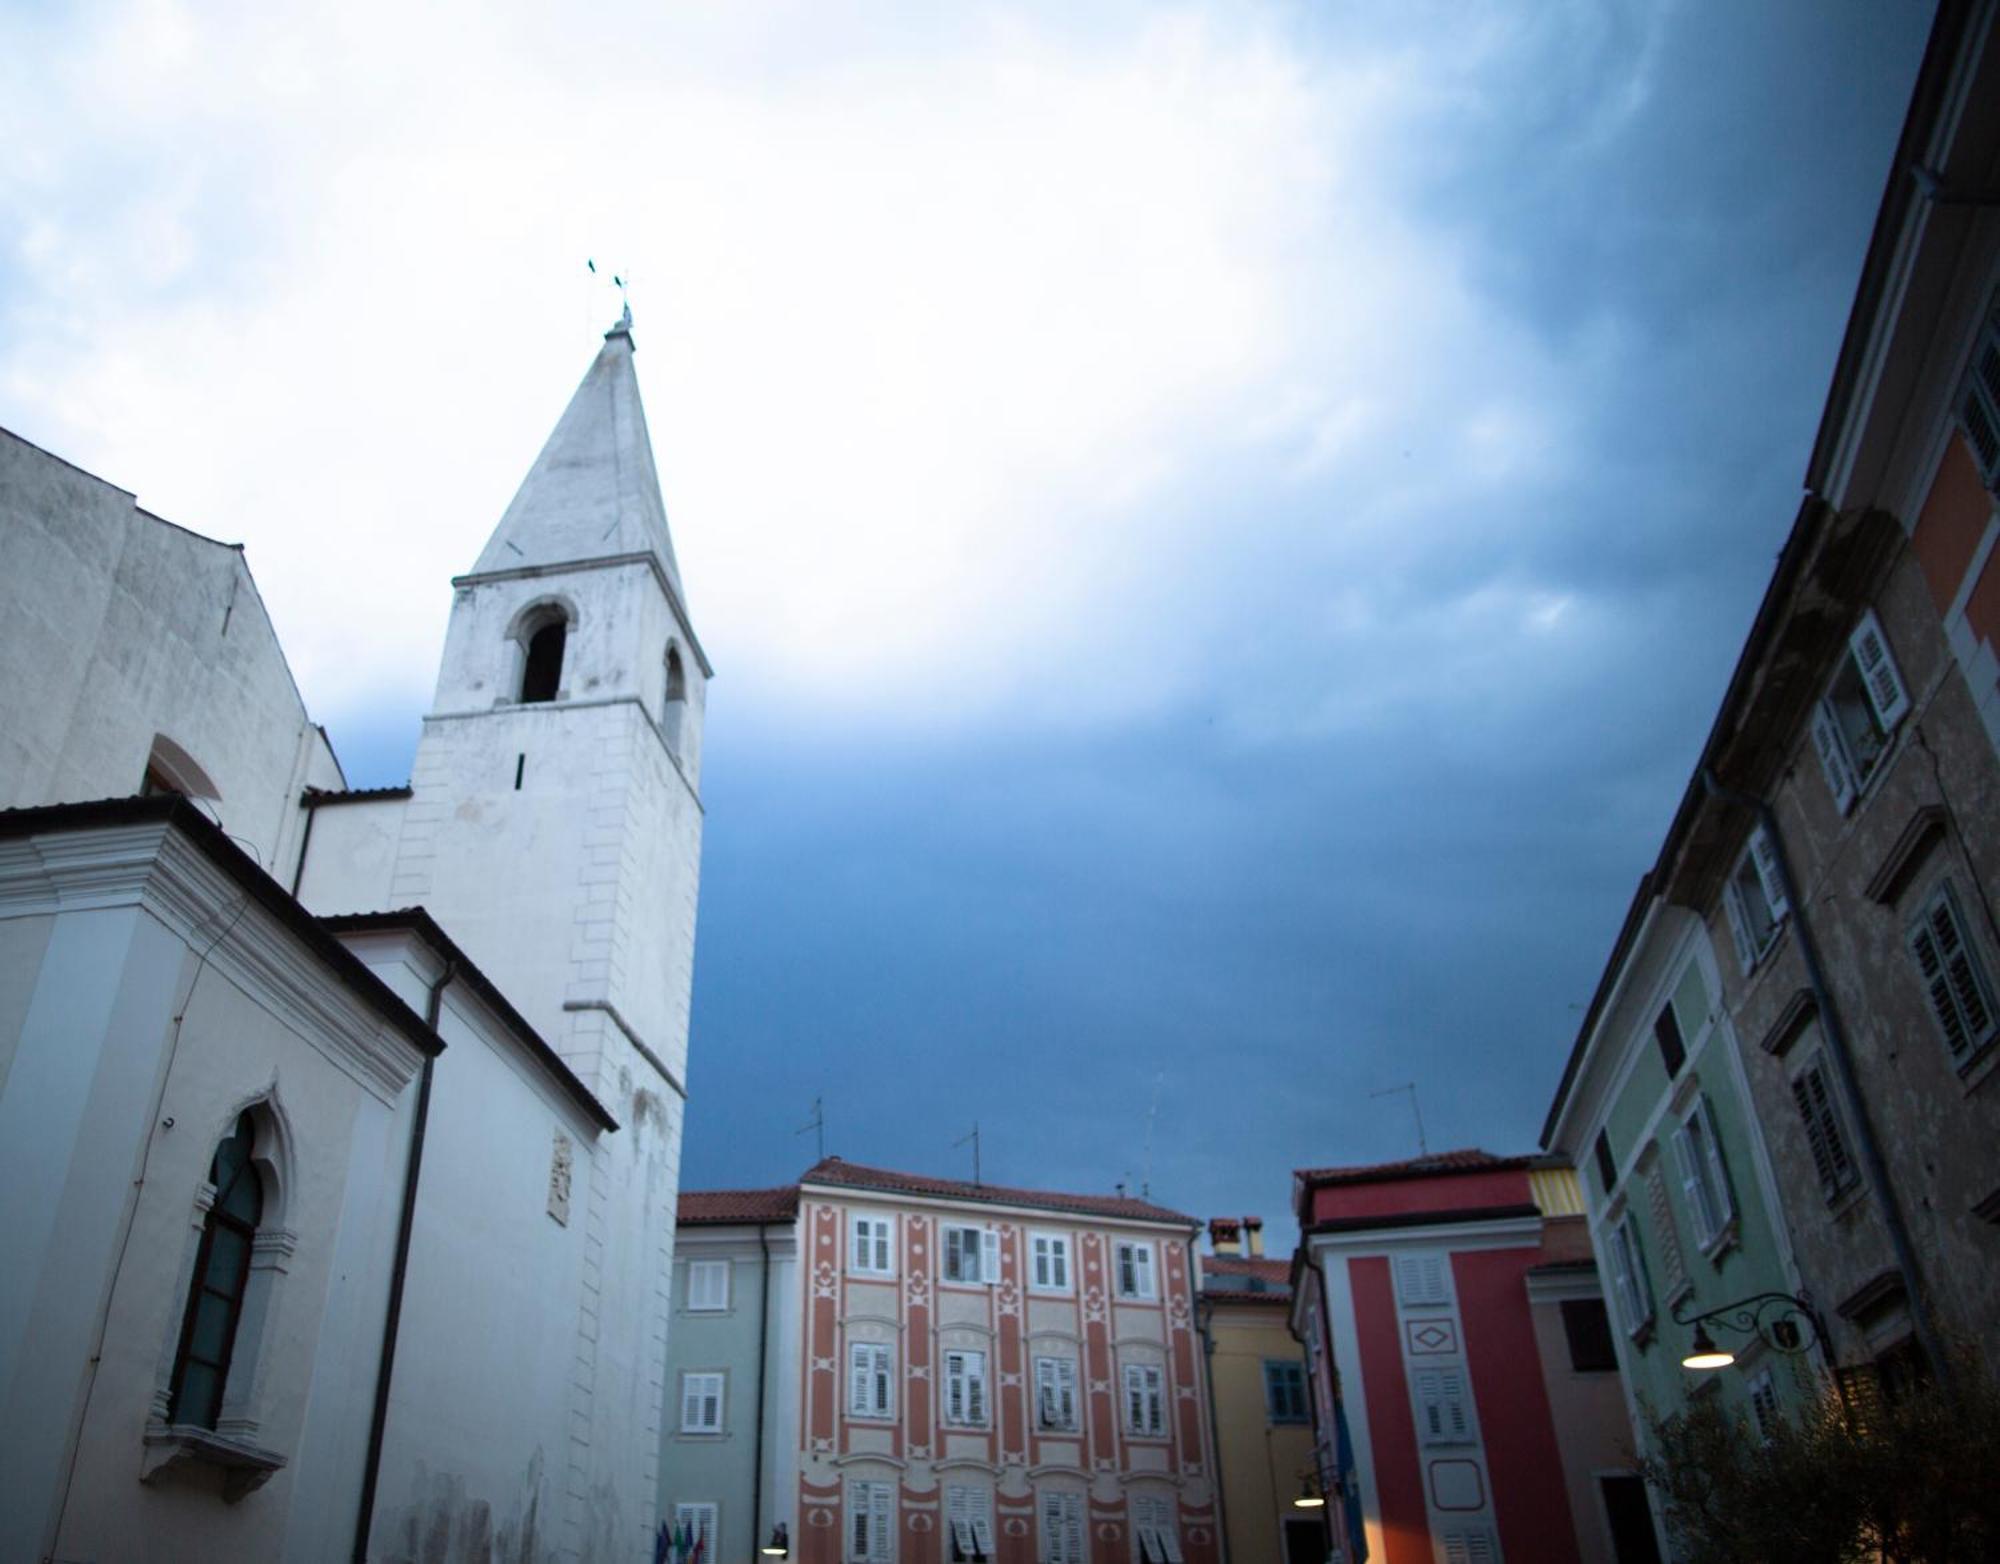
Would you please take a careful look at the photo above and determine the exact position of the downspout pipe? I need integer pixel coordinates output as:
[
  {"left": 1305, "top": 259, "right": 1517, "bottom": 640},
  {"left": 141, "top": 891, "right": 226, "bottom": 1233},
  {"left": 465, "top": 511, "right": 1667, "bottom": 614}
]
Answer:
[
  {"left": 1698, "top": 770, "right": 1952, "bottom": 1386},
  {"left": 352, "top": 958, "right": 454, "bottom": 1562},
  {"left": 752, "top": 1224, "right": 772, "bottom": 1562}
]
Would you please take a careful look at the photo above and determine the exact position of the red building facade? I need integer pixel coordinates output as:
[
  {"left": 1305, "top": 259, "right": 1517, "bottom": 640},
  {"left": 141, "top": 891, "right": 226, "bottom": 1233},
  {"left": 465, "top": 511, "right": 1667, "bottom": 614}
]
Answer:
[
  {"left": 1290, "top": 1152, "right": 1642, "bottom": 1564},
  {"left": 792, "top": 1159, "right": 1219, "bottom": 1564}
]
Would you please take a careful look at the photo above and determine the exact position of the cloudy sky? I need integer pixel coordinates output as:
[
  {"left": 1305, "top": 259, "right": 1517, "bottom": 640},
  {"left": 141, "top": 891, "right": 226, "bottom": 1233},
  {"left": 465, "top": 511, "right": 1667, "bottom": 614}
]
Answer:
[{"left": 1, "top": 0, "right": 1935, "bottom": 1245}]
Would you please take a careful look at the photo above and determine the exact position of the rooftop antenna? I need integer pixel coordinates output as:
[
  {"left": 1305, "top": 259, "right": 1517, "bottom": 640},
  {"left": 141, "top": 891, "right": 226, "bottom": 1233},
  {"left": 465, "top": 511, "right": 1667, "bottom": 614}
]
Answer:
[
  {"left": 796, "top": 1095, "right": 825, "bottom": 1162},
  {"left": 1371, "top": 1082, "right": 1428, "bottom": 1158},
  {"left": 953, "top": 1123, "right": 982, "bottom": 1186},
  {"left": 1141, "top": 1071, "right": 1164, "bottom": 1200}
]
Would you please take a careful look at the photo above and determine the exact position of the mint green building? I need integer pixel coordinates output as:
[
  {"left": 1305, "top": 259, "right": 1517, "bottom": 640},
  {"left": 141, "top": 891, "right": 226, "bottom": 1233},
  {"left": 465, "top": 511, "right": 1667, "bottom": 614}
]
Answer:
[
  {"left": 658, "top": 1189, "right": 801, "bottom": 1564},
  {"left": 1544, "top": 898, "right": 1820, "bottom": 1504}
]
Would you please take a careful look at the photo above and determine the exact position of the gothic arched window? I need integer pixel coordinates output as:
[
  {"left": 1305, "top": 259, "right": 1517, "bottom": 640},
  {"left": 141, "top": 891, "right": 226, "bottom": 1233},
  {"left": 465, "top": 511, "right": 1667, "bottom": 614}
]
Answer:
[
  {"left": 520, "top": 616, "right": 568, "bottom": 703},
  {"left": 168, "top": 1113, "right": 264, "bottom": 1429}
]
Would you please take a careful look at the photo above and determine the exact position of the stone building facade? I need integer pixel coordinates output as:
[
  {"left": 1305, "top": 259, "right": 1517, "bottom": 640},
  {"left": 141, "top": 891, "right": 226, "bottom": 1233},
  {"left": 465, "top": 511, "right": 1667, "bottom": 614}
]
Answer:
[{"left": 0, "top": 308, "right": 707, "bottom": 1561}]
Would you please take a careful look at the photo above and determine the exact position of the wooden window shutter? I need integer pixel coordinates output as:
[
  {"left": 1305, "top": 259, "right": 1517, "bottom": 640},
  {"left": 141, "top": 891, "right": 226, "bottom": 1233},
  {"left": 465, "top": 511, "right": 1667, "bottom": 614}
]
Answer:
[
  {"left": 1644, "top": 1167, "right": 1685, "bottom": 1295},
  {"left": 1962, "top": 322, "right": 2000, "bottom": 486},
  {"left": 1721, "top": 880, "right": 1758, "bottom": 975},
  {"left": 1909, "top": 883, "right": 1996, "bottom": 1061},
  {"left": 869, "top": 1482, "right": 893, "bottom": 1563},
  {"left": 1791, "top": 1062, "right": 1854, "bottom": 1198},
  {"left": 1748, "top": 827, "right": 1790, "bottom": 920},
  {"left": 982, "top": 1229, "right": 1000, "bottom": 1285},
  {"left": 1809, "top": 702, "right": 1859, "bottom": 813},
  {"left": 848, "top": 1346, "right": 870, "bottom": 1416},
  {"left": 1670, "top": 1124, "right": 1712, "bottom": 1248},
  {"left": 1849, "top": 611, "right": 1910, "bottom": 730},
  {"left": 1696, "top": 1095, "right": 1735, "bottom": 1228}
]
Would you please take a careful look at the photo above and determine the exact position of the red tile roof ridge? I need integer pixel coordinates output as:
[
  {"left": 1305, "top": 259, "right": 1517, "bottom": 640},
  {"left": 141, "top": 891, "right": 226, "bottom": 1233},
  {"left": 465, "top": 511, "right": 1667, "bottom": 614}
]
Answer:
[
  {"left": 799, "top": 1156, "right": 1195, "bottom": 1227},
  {"left": 1294, "top": 1147, "right": 1548, "bottom": 1186},
  {"left": 678, "top": 1186, "right": 800, "bottom": 1225}
]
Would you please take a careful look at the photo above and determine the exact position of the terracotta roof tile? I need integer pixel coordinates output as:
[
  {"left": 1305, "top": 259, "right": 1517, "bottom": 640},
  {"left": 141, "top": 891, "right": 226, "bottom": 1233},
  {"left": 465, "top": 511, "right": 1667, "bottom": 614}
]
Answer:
[
  {"left": 799, "top": 1157, "right": 1195, "bottom": 1227},
  {"left": 678, "top": 1186, "right": 800, "bottom": 1225}
]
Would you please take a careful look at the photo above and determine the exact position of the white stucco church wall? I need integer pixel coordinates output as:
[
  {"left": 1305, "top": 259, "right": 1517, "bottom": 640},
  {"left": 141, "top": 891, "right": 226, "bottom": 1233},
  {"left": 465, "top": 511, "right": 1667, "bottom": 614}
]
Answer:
[{"left": 0, "top": 310, "right": 709, "bottom": 1563}]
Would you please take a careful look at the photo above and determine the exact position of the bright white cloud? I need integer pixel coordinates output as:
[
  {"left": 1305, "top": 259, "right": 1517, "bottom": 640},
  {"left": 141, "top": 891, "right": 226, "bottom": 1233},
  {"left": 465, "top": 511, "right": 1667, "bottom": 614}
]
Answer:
[{"left": 0, "top": 0, "right": 1624, "bottom": 737}]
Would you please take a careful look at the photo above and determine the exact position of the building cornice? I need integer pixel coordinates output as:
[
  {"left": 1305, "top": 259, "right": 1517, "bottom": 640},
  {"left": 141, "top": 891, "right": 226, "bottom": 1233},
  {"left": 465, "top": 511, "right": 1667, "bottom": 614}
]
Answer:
[
  {"left": 0, "top": 799, "right": 438, "bottom": 1101},
  {"left": 453, "top": 551, "right": 713, "bottom": 678}
]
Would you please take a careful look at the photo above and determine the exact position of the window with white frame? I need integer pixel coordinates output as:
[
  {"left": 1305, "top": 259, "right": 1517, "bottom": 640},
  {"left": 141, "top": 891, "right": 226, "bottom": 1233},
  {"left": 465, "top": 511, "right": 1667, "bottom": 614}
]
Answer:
[
  {"left": 1263, "top": 1359, "right": 1309, "bottom": 1423},
  {"left": 1122, "top": 1362, "right": 1166, "bottom": 1436},
  {"left": 1809, "top": 610, "right": 1910, "bottom": 811},
  {"left": 1955, "top": 302, "right": 2000, "bottom": 490},
  {"left": 1746, "top": 1366, "right": 1779, "bottom": 1443},
  {"left": 1413, "top": 1367, "right": 1473, "bottom": 1445},
  {"left": 848, "top": 1479, "right": 895, "bottom": 1564},
  {"left": 1030, "top": 1232, "right": 1072, "bottom": 1291},
  {"left": 943, "top": 1223, "right": 1000, "bottom": 1285},
  {"left": 848, "top": 1342, "right": 894, "bottom": 1419},
  {"left": 1115, "top": 1240, "right": 1157, "bottom": 1300},
  {"left": 1790, "top": 1055, "right": 1859, "bottom": 1202},
  {"left": 1440, "top": 1530, "right": 1498, "bottom": 1564},
  {"left": 1907, "top": 880, "right": 1999, "bottom": 1066},
  {"left": 1394, "top": 1253, "right": 1449, "bottom": 1308},
  {"left": 686, "top": 1259, "right": 731, "bottom": 1312},
  {"left": 1722, "top": 826, "right": 1790, "bottom": 975},
  {"left": 943, "top": 1348, "right": 989, "bottom": 1425},
  {"left": 1672, "top": 1095, "right": 1737, "bottom": 1251},
  {"left": 851, "top": 1215, "right": 894, "bottom": 1276},
  {"left": 1039, "top": 1490, "right": 1085, "bottom": 1564},
  {"left": 675, "top": 1504, "right": 718, "bottom": 1558},
  {"left": 680, "top": 1371, "right": 724, "bottom": 1433},
  {"left": 946, "top": 1486, "right": 995, "bottom": 1563},
  {"left": 1131, "top": 1494, "right": 1183, "bottom": 1563},
  {"left": 1606, "top": 1214, "right": 1653, "bottom": 1338},
  {"left": 1035, "top": 1355, "right": 1079, "bottom": 1430}
]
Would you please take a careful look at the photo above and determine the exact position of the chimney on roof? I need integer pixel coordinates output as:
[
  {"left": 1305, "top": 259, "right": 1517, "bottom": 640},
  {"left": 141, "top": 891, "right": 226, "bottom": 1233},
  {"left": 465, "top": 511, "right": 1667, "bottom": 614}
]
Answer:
[
  {"left": 1244, "top": 1215, "right": 1264, "bottom": 1258},
  {"left": 1208, "top": 1217, "right": 1242, "bottom": 1257}
]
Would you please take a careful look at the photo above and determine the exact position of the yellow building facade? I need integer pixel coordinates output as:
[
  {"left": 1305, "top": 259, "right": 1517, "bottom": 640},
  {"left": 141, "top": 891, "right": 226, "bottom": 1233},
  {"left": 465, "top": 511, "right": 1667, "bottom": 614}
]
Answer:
[{"left": 1198, "top": 1220, "right": 1328, "bottom": 1564}]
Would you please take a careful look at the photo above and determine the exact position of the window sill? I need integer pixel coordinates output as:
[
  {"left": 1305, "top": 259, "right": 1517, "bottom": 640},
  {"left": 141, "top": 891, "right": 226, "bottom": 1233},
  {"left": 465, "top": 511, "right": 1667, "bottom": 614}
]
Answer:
[
  {"left": 140, "top": 1423, "right": 287, "bottom": 1503},
  {"left": 1701, "top": 1221, "right": 1740, "bottom": 1266}
]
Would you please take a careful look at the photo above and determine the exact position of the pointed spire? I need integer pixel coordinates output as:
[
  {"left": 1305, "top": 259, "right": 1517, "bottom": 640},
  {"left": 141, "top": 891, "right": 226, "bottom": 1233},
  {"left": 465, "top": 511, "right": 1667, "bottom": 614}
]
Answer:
[{"left": 471, "top": 314, "right": 685, "bottom": 603}]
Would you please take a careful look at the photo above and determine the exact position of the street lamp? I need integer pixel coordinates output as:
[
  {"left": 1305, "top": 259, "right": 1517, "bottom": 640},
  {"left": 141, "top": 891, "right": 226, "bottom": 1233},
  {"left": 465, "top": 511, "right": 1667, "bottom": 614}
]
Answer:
[
  {"left": 1292, "top": 1475, "right": 1327, "bottom": 1509},
  {"left": 1673, "top": 1292, "right": 1827, "bottom": 1372},
  {"left": 761, "top": 1523, "right": 790, "bottom": 1557}
]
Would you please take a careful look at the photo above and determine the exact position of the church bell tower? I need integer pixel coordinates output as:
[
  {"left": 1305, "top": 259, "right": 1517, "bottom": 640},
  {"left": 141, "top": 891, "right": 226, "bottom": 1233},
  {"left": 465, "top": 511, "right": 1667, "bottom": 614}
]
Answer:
[{"left": 386, "top": 307, "right": 709, "bottom": 1548}]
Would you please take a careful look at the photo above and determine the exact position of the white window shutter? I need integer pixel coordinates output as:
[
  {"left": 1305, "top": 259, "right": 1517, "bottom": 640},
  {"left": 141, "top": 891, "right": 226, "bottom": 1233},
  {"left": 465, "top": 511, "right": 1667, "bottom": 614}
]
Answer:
[
  {"left": 1850, "top": 611, "right": 1910, "bottom": 730},
  {"left": 1670, "top": 1124, "right": 1711, "bottom": 1247},
  {"left": 1697, "top": 1096, "right": 1735, "bottom": 1227},
  {"left": 972, "top": 1514, "right": 995, "bottom": 1560},
  {"left": 870, "top": 1482, "right": 893, "bottom": 1564},
  {"left": 1124, "top": 1364, "right": 1144, "bottom": 1430},
  {"left": 982, "top": 1229, "right": 1000, "bottom": 1285},
  {"left": 1809, "top": 702, "right": 1859, "bottom": 813},
  {"left": 1748, "top": 827, "right": 1789, "bottom": 919},
  {"left": 1722, "top": 882, "right": 1757, "bottom": 975},
  {"left": 849, "top": 1346, "right": 869, "bottom": 1416},
  {"left": 1065, "top": 1496, "right": 1083, "bottom": 1564}
]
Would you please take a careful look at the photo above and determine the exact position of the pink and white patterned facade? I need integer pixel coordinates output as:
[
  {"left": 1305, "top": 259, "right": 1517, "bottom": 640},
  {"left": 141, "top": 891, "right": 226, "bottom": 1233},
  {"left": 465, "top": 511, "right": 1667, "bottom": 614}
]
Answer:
[{"left": 791, "top": 1159, "right": 1219, "bottom": 1564}]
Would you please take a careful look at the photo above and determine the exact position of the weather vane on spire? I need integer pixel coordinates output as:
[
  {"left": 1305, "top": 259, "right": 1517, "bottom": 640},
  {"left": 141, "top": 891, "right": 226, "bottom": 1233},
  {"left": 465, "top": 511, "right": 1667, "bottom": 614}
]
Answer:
[{"left": 586, "top": 257, "right": 632, "bottom": 332}]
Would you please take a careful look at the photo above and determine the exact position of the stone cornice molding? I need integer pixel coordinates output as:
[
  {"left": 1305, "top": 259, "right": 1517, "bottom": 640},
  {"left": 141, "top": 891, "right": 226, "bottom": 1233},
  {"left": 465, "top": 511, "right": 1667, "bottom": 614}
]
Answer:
[{"left": 0, "top": 816, "right": 430, "bottom": 1103}]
